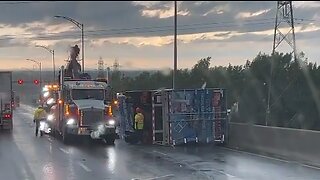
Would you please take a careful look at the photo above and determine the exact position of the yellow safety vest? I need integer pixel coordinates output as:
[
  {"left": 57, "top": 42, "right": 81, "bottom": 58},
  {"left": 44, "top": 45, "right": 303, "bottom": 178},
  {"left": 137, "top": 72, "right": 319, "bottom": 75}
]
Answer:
[
  {"left": 134, "top": 113, "right": 144, "bottom": 130},
  {"left": 34, "top": 108, "right": 47, "bottom": 120}
]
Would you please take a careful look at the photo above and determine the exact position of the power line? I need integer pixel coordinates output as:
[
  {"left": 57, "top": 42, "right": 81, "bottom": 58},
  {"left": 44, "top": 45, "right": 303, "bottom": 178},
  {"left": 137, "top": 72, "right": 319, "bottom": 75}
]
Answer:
[
  {"left": 0, "top": 17, "right": 314, "bottom": 39},
  {"left": 0, "top": 19, "right": 286, "bottom": 40},
  {"left": 0, "top": 18, "right": 316, "bottom": 42},
  {"left": 0, "top": 18, "right": 276, "bottom": 38},
  {"left": 0, "top": 1, "right": 55, "bottom": 5}
]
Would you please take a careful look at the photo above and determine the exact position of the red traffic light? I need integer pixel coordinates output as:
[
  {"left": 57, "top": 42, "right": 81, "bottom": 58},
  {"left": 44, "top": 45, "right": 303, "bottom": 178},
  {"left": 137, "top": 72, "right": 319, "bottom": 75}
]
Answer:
[
  {"left": 18, "top": 79, "right": 24, "bottom": 85},
  {"left": 33, "top": 79, "right": 39, "bottom": 85}
]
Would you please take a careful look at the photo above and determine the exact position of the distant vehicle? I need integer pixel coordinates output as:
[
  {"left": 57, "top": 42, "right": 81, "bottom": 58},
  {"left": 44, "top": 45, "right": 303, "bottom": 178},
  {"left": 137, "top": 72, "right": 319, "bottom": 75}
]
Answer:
[
  {"left": 11, "top": 91, "right": 16, "bottom": 110},
  {"left": 0, "top": 71, "right": 13, "bottom": 131},
  {"left": 15, "top": 96, "right": 20, "bottom": 108},
  {"left": 11, "top": 92, "right": 20, "bottom": 110}
]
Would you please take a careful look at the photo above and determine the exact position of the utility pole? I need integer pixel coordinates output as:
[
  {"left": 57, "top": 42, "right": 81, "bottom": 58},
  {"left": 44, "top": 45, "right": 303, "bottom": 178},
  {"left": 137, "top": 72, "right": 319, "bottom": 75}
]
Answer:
[
  {"left": 267, "top": 1, "right": 297, "bottom": 126},
  {"left": 272, "top": 1, "right": 297, "bottom": 59},
  {"left": 97, "top": 57, "right": 106, "bottom": 79},
  {"left": 173, "top": 1, "right": 177, "bottom": 90},
  {"left": 113, "top": 58, "right": 120, "bottom": 72}
]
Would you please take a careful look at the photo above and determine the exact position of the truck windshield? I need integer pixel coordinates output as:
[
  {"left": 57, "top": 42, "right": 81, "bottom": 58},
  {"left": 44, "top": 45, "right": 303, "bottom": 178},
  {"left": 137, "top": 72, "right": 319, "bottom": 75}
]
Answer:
[{"left": 72, "top": 89, "right": 104, "bottom": 100}]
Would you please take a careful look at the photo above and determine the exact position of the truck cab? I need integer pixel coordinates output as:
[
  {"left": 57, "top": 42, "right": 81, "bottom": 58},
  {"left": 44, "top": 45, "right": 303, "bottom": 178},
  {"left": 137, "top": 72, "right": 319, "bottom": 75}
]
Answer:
[{"left": 51, "top": 67, "right": 117, "bottom": 144}]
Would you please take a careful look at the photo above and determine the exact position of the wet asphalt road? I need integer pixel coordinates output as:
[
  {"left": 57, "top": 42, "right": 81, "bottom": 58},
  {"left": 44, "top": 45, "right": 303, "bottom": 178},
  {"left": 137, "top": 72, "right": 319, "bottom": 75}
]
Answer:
[{"left": 1, "top": 105, "right": 320, "bottom": 180}]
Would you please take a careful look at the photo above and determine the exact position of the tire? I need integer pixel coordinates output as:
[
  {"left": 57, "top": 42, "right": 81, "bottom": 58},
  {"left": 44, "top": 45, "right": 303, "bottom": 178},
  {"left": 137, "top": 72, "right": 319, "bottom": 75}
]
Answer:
[
  {"left": 105, "top": 135, "right": 115, "bottom": 145},
  {"left": 52, "top": 128, "right": 56, "bottom": 137},
  {"left": 62, "top": 128, "right": 71, "bottom": 144}
]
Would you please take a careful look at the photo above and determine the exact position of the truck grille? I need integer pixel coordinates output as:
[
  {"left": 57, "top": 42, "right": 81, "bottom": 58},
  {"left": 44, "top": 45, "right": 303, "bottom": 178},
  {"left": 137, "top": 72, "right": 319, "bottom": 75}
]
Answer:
[{"left": 81, "top": 109, "right": 104, "bottom": 126}]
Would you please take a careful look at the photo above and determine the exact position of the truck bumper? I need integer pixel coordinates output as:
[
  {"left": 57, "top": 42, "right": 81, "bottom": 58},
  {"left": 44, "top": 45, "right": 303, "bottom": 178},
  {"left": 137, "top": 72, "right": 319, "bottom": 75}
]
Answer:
[
  {"left": 0, "top": 120, "right": 12, "bottom": 129},
  {"left": 66, "top": 125, "right": 116, "bottom": 139}
]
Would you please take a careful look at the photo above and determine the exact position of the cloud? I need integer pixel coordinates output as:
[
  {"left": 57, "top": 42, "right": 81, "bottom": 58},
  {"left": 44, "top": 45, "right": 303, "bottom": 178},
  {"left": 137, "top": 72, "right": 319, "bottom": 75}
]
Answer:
[
  {"left": 203, "top": 4, "right": 230, "bottom": 16},
  {"left": 294, "top": 1, "right": 320, "bottom": 9},
  {"left": 132, "top": 1, "right": 162, "bottom": 8},
  {"left": 91, "top": 36, "right": 172, "bottom": 47},
  {"left": 0, "top": 23, "right": 29, "bottom": 37},
  {"left": 236, "top": 9, "right": 271, "bottom": 19},
  {"left": 194, "top": 1, "right": 211, "bottom": 6},
  {"left": 1, "top": 1, "right": 320, "bottom": 70},
  {"left": 133, "top": 1, "right": 190, "bottom": 19},
  {"left": 0, "top": 38, "right": 30, "bottom": 48},
  {"left": 141, "top": 8, "right": 190, "bottom": 19}
]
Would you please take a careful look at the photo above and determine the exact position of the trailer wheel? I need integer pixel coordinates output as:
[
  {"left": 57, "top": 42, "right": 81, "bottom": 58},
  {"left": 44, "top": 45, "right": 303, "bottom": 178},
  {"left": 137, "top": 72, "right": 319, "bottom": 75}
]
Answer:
[
  {"left": 51, "top": 128, "right": 56, "bottom": 137},
  {"left": 62, "top": 128, "right": 71, "bottom": 144},
  {"left": 105, "top": 136, "right": 115, "bottom": 145}
]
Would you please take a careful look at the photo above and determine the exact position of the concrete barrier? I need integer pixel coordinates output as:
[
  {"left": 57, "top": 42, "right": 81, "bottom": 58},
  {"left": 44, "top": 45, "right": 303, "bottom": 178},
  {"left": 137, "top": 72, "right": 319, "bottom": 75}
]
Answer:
[{"left": 227, "top": 122, "right": 320, "bottom": 166}]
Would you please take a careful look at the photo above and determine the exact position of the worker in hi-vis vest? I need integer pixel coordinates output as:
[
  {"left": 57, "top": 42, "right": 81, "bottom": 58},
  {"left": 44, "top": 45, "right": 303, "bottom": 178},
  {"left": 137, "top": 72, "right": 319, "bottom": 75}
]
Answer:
[
  {"left": 134, "top": 107, "right": 144, "bottom": 143},
  {"left": 33, "top": 105, "right": 47, "bottom": 137}
]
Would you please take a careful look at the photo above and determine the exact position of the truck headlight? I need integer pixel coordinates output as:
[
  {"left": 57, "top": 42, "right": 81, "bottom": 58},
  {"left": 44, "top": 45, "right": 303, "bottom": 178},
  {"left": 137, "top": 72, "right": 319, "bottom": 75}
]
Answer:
[
  {"left": 43, "top": 91, "right": 50, "bottom": 98},
  {"left": 107, "top": 119, "right": 115, "bottom": 126},
  {"left": 40, "top": 121, "right": 46, "bottom": 129},
  {"left": 98, "top": 124, "right": 105, "bottom": 132},
  {"left": 47, "top": 114, "right": 54, "bottom": 121},
  {"left": 47, "top": 98, "right": 55, "bottom": 105},
  {"left": 66, "top": 118, "right": 76, "bottom": 125}
]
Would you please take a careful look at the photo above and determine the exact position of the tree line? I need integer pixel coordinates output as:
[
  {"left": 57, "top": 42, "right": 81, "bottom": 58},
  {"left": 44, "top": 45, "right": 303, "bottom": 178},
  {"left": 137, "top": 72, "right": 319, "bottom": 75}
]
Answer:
[{"left": 109, "top": 52, "right": 320, "bottom": 130}]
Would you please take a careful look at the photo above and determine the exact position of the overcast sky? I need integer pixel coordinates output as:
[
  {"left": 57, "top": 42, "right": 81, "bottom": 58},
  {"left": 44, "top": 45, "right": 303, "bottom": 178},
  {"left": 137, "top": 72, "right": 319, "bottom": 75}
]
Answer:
[{"left": 0, "top": 1, "right": 320, "bottom": 71}]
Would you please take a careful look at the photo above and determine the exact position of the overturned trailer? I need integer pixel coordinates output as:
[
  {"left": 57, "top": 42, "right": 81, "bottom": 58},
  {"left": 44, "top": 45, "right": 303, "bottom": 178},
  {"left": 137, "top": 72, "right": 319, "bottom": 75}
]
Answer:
[
  {"left": 117, "top": 90, "right": 153, "bottom": 144},
  {"left": 118, "top": 88, "right": 228, "bottom": 146}
]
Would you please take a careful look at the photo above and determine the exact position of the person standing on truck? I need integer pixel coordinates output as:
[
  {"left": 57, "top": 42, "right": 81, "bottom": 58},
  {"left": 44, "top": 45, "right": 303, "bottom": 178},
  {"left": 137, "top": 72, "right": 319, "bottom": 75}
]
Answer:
[
  {"left": 33, "top": 105, "right": 47, "bottom": 137},
  {"left": 134, "top": 107, "right": 144, "bottom": 144}
]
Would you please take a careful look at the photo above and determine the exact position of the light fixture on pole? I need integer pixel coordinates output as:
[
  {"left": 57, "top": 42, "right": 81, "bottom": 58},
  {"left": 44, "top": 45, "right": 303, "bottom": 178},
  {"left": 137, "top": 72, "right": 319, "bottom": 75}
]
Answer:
[
  {"left": 35, "top": 45, "right": 55, "bottom": 82},
  {"left": 26, "top": 58, "right": 42, "bottom": 104},
  {"left": 54, "top": 15, "right": 84, "bottom": 72}
]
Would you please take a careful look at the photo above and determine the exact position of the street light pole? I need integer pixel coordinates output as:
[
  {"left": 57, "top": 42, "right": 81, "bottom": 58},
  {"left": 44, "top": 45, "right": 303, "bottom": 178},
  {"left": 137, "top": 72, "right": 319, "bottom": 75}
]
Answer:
[
  {"left": 53, "top": 50, "right": 55, "bottom": 80},
  {"left": 26, "top": 59, "right": 42, "bottom": 104},
  {"left": 39, "top": 62, "right": 42, "bottom": 90},
  {"left": 35, "top": 45, "right": 55, "bottom": 82},
  {"left": 81, "top": 23, "right": 84, "bottom": 73},
  {"left": 54, "top": 15, "right": 84, "bottom": 72}
]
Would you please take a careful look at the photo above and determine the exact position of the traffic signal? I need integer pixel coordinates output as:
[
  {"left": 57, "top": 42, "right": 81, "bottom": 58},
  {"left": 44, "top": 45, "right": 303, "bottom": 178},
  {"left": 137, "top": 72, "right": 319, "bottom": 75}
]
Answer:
[
  {"left": 33, "top": 79, "right": 39, "bottom": 85},
  {"left": 17, "top": 79, "right": 24, "bottom": 85}
]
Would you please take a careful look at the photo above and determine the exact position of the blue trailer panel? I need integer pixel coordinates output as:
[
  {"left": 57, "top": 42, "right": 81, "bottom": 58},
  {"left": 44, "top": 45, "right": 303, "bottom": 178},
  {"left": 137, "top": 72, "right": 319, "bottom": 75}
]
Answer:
[{"left": 118, "top": 88, "right": 227, "bottom": 146}]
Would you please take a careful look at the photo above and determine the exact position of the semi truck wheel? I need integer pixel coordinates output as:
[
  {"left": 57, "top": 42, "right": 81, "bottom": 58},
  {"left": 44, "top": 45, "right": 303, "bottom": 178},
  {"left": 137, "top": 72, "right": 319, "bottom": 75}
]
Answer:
[
  {"left": 63, "top": 128, "right": 71, "bottom": 144},
  {"left": 105, "top": 135, "right": 115, "bottom": 145}
]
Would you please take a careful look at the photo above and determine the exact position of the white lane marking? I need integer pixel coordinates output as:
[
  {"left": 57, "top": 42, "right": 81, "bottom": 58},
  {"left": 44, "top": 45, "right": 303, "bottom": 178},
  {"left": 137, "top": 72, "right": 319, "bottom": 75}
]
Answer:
[
  {"left": 221, "top": 171, "right": 237, "bottom": 178},
  {"left": 59, "top": 148, "right": 69, "bottom": 154},
  {"left": 78, "top": 162, "right": 92, "bottom": 172},
  {"left": 223, "top": 148, "right": 320, "bottom": 172},
  {"left": 222, "top": 147, "right": 290, "bottom": 163},
  {"left": 302, "top": 164, "right": 320, "bottom": 171},
  {"left": 209, "top": 169, "right": 239, "bottom": 179},
  {"left": 152, "top": 150, "right": 168, "bottom": 156},
  {"left": 144, "top": 174, "right": 175, "bottom": 180}
]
